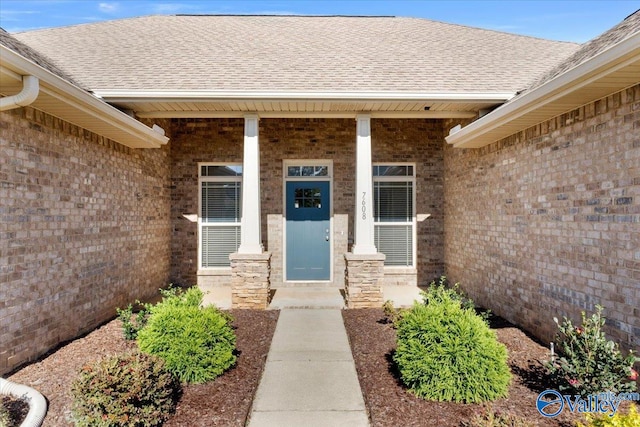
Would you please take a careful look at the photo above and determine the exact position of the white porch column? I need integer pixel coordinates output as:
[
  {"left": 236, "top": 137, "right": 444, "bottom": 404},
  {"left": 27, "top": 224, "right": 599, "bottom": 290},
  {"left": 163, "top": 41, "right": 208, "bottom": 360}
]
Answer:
[
  {"left": 238, "top": 114, "right": 263, "bottom": 254},
  {"left": 352, "top": 114, "right": 378, "bottom": 255}
]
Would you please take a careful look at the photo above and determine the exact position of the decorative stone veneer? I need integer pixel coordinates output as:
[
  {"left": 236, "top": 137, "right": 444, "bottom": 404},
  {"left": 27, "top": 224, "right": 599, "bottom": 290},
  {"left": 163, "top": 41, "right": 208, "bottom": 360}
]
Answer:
[
  {"left": 0, "top": 108, "right": 172, "bottom": 374},
  {"left": 230, "top": 252, "right": 271, "bottom": 309},
  {"left": 170, "top": 117, "right": 446, "bottom": 288},
  {"left": 444, "top": 84, "right": 640, "bottom": 353},
  {"left": 344, "top": 253, "right": 386, "bottom": 308}
]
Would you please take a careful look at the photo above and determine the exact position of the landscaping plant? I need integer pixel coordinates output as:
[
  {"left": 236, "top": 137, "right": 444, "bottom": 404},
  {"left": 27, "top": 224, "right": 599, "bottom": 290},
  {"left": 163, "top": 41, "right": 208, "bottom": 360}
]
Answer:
[
  {"left": 421, "top": 276, "right": 491, "bottom": 323},
  {"left": 382, "top": 299, "right": 405, "bottom": 328},
  {"left": 0, "top": 399, "right": 9, "bottom": 427},
  {"left": 137, "top": 287, "right": 237, "bottom": 383},
  {"left": 465, "top": 405, "right": 534, "bottom": 427},
  {"left": 393, "top": 287, "right": 511, "bottom": 403},
  {"left": 576, "top": 404, "right": 640, "bottom": 427},
  {"left": 545, "top": 305, "right": 639, "bottom": 397},
  {"left": 70, "top": 352, "right": 180, "bottom": 427},
  {"left": 116, "top": 286, "right": 187, "bottom": 340},
  {"left": 117, "top": 302, "right": 152, "bottom": 340}
]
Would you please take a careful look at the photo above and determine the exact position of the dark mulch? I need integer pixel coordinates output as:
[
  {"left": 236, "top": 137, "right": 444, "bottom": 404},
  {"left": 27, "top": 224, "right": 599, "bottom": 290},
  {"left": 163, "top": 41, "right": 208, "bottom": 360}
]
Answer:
[
  {"left": 7, "top": 310, "right": 279, "bottom": 427},
  {"left": 2, "top": 395, "right": 29, "bottom": 427},
  {"left": 342, "top": 308, "right": 583, "bottom": 427}
]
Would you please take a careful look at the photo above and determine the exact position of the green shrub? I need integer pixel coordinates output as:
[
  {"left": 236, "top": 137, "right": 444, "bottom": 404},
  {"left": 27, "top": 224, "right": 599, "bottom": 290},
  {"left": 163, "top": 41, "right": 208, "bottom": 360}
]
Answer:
[
  {"left": 576, "top": 404, "right": 640, "bottom": 427},
  {"left": 422, "top": 276, "right": 491, "bottom": 323},
  {"left": 70, "top": 352, "right": 180, "bottom": 427},
  {"left": 393, "top": 294, "right": 510, "bottom": 403},
  {"left": 382, "top": 299, "right": 406, "bottom": 328},
  {"left": 0, "top": 399, "right": 9, "bottom": 427},
  {"left": 545, "top": 305, "right": 638, "bottom": 397},
  {"left": 137, "top": 287, "right": 236, "bottom": 383},
  {"left": 421, "top": 276, "right": 474, "bottom": 308},
  {"left": 117, "top": 302, "right": 152, "bottom": 341},
  {"left": 465, "top": 406, "right": 534, "bottom": 427},
  {"left": 116, "top": 286, "right": 191, "bottom": 341}
]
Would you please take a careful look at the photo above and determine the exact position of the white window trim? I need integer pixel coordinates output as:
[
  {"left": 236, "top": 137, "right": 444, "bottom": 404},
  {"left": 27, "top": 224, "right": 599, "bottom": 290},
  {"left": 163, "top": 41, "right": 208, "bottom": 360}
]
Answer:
[
  {"left": 282, "top": 159, "right": 334, "bottom": 283},
  {"left": 373, "top": 162, "right": 417, "bottom": 269},
  {"left": 198, "top": 162, "right": 243, "bottom": 270}
]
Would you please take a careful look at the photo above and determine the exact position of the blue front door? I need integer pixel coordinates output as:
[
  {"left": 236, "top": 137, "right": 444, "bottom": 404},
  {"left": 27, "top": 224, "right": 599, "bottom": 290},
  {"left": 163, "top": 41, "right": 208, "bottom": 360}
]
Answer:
[{"left": 286, "top": 181, "right": 330, "bottom": 280}]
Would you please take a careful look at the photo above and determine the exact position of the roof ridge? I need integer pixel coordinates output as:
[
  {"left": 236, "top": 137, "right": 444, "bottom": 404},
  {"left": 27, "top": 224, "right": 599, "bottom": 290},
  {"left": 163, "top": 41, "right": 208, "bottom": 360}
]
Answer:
[{"left": 175, "top": 14, "right": 396, "bottom": 18}]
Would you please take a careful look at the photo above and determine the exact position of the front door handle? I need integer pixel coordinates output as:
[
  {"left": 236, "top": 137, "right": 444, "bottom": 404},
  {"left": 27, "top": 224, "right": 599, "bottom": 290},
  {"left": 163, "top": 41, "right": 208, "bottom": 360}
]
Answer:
[{"left": 325, "top": 235, "right": 329, "bottom": 241}]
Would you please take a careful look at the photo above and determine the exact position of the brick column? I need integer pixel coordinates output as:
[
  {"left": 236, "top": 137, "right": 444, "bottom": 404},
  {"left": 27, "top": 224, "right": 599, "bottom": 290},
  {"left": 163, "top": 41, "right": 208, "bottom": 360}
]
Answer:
[
  {"left": 344, "top": 253, "right": 385, "bottom": 308},
  {"left": 230, "top": 252, "right": 271, "bottom": 309}
]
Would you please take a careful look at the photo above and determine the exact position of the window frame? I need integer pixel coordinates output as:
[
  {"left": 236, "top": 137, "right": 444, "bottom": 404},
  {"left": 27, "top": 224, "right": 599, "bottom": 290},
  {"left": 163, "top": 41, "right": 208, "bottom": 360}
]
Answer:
[
  {"left": 373, "top": 162, "right": 417, "bottom": 268},
  {"left": 198, "top": 162, "right": 243, "bottom": 270}
]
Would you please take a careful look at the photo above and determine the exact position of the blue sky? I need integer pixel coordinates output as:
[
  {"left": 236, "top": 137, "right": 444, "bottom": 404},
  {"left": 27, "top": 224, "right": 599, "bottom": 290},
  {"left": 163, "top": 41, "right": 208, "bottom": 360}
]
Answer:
[{"left": 1, "top": 0, "right": 638, "bottom": 42}]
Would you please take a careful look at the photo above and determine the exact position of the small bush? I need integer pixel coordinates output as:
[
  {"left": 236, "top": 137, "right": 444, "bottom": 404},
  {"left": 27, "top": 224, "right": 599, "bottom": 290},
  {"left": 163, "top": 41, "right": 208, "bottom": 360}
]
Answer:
[
  {"left": 576, "top": 404, "right": 640, "bottom": 427},
  {"left": 465, "top": 406, "right": 534, "bottom": 427},
  {"left": 545, "top": 305, "right": 639, "bottom": 397},
  {"left": 422, "top": 276, "right": 491, "bottom": 323},
  {"left": 422, "top": 276, "right": 474, "bottom": 309},
  {"left": 393, "top": 294, "right": 510, "bottom": 403},
  {"left": 0, "top": 399, "right": 10, "bottom": 427},
  {"left": 137, "top": 287, "right": 236, "bottom": 383},
  {"left": 117, "top": 302, "right": 151, "bottom": 341},
  {"left": 70, "top": 352, "right": 180, "bottom": 427},
  {"left": 382, "top": 300, "right": 406, "bottom": 328},
  {"left": 116, "top": 286, "right": 191, "bottom": 340}
]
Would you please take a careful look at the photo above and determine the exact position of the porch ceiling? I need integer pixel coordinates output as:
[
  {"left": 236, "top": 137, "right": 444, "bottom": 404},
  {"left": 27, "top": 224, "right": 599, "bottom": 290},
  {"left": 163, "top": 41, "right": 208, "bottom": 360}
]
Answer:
[{"left": 93, "top": 90, "right": 514, "bottom": 119}]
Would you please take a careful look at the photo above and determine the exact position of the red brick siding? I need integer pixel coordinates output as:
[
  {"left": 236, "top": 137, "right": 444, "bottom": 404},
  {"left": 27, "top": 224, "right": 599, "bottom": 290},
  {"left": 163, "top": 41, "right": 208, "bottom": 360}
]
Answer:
[
  {"left": 444, "top": 84, "right": 640, "bottom": 353},
  {"left": 0, "top": 108, "right": 171, "bottom": 374}
]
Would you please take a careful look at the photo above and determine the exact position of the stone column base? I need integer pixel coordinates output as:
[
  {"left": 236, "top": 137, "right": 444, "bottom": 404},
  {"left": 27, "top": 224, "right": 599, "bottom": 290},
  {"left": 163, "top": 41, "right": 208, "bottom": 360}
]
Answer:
[
  {"left": 344, "top": 253, "right": 385, "bottom": 308},
  {"left": 230, "top": 252, "right": 271, "bottom": 309}
]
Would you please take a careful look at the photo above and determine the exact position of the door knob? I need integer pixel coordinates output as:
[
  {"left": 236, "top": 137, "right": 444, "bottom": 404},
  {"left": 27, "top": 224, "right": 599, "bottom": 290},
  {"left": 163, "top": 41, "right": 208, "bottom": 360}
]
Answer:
[{"left": 325, "top": 235, "right": 329, "bottom": 241}]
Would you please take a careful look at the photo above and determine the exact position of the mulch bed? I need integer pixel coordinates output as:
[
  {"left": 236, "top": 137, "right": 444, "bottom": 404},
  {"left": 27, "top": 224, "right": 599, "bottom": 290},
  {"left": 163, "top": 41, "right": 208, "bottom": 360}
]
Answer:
[
  {"left": 342, "top": 308, "right": 584, "bottom": 427},
  {"left": 7, "top": 310, "right": 279, "bottom": 427},
  {"left": 1, "top": 395, "right": 29, "bottom": 426}
]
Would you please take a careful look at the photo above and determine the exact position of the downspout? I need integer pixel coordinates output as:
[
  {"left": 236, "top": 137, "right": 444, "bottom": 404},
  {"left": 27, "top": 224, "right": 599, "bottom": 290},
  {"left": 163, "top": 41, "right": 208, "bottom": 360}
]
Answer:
[
  {"left": 0, "top": 75, "right": 39, "bottom": 111},
  {"left": 0, "top": 377, "right": 47, "bottom": 426}
]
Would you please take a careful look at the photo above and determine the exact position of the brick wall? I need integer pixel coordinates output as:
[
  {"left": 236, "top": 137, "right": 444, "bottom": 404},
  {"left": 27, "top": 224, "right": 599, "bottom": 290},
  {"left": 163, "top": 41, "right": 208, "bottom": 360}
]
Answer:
[
  {"left": 170, "top": 117, "right": 446, "bottom": 287},
  {"left": 444, "top": 84, "right": 640, "bottom": 353},
  {"left": 0, "top": 108, "right": 171, "bottom": 374}
]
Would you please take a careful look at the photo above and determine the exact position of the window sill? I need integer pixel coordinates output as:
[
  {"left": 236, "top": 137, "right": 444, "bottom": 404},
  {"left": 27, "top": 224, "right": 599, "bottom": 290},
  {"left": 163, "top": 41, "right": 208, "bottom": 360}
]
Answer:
[{"left": 198, "top": 268, "right": 232, "bottom": 276}]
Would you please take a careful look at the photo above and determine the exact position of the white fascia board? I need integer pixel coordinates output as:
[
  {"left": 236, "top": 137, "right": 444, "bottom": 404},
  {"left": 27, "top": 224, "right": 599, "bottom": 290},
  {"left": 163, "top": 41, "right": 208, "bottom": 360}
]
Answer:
[
  {"left": 446, "top": 32, "right": 640, "bottom": 148},
  {"left": 94, "top": 90, "right": 515, "bottom": 104},
  {"left": 0, "top": 45, "right": 168, "bottom": 148},
  {"left": 136, "top": 110, "right": 477, "bottom": 119}
]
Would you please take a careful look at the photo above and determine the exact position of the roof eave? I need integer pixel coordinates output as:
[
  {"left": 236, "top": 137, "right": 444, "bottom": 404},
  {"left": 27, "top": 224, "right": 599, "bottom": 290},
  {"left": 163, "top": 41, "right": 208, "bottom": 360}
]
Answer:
[
  {"left": 94, "top": 90, "right": 514, "bottom": 119},
  {"left": 0, "top": 45, "right": 169, "bottom": 149},
  {"left": 93, "top": 90, "right": 515, "bottom": 103},
  {"left": 445, "top": 32, "right": 640, "bottom": 149}
]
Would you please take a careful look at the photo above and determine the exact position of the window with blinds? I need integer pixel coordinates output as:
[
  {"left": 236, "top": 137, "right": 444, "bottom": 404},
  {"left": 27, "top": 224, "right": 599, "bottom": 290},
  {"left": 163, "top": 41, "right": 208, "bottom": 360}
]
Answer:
[
  {"left": 199, "top": 164, "right": 242, "bottom": 268},
  {"left": 373, "top": 165, "right": 415, "bottom": 267}
]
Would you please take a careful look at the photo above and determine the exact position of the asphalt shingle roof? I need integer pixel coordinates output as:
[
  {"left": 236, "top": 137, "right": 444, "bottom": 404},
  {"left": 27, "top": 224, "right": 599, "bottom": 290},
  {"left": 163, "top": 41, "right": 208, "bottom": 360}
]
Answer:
[
  {"left": 525, "top": 9, "right": 640, "bottom": 92},
  {"left": 12, "top": 15, "right": 579, "bottom": 94},
  {"left": 0, "top": 28, "right": 85, "bottom": 88}
]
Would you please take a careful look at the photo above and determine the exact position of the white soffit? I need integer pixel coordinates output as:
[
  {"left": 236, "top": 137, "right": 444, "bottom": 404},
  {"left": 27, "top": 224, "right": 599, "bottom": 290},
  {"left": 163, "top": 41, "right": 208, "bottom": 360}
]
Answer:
[
  {"left": 0, "top": 46, "right": 168, "bottom": 149},
  {"left": 446, "top": 32, "right": 640, "bottom": 149},
  {"left": 93, "top": 90, "right": 514, "bottom": 119}
]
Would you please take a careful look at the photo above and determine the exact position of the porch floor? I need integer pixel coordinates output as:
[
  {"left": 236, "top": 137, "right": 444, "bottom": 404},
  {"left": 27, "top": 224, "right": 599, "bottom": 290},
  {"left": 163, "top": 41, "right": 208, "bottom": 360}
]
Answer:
[{"left": 201, "top": 285, "right": 424, "bottom": 310}]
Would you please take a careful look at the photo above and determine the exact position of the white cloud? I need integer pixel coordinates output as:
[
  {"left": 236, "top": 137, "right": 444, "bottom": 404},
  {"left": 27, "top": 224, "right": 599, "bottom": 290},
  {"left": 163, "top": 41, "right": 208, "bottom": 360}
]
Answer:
[
  {"left": 0, "top": 10, "right": 40, "bottom": 22},
  {"left": 152, "top": 3, "right": 194, "bottom": 14},
  {"left": 98, "top": 2, "right": 119, "bottom": 14}
]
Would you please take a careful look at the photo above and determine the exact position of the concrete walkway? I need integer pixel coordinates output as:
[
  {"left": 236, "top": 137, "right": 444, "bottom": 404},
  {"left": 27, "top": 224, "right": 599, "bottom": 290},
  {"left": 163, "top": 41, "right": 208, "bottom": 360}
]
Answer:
[
  {"left": 248, "top": 308, "right": 369, "bottom": 426},
  {"left": 201, "top": 285, "right": 423, "bottom": 426}
]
